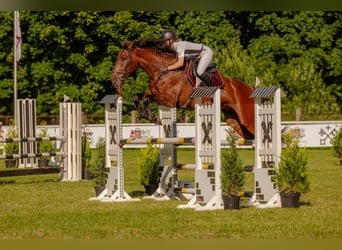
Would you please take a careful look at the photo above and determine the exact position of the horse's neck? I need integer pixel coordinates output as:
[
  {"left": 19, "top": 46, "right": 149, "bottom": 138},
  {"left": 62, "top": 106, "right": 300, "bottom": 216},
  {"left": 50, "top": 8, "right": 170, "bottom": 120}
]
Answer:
[{"left": 136, "top": 48, "right": 176, "bottom": 80}]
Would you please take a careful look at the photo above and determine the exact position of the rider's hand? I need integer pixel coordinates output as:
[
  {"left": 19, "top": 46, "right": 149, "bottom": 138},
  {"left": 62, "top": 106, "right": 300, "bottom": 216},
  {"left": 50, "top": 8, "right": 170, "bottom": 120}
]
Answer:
[{"left": 160, "top": 67, "right": 168, "bottom": 74}]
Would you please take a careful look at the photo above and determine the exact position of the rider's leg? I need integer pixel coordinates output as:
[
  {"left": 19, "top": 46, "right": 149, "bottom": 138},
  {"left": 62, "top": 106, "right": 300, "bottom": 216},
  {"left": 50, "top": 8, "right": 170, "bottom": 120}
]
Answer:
[
  {"left": 197, "top": 46, "right": 213, "bottom": 86},
  {"left": 196, "top": 46, "right": 213, "bottom": 75}
]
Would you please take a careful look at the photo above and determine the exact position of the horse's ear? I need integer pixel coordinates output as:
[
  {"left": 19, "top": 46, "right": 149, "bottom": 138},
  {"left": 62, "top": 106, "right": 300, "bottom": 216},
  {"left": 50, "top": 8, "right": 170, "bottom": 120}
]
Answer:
[{"left": 123, "top": 40, "right": 133, "bottom": 49}]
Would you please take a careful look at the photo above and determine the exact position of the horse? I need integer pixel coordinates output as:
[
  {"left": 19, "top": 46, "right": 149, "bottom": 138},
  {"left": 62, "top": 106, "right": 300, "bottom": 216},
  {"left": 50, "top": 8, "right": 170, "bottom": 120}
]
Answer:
[{"left": 111, "top": 38, "right": 255, "bottom": 139}]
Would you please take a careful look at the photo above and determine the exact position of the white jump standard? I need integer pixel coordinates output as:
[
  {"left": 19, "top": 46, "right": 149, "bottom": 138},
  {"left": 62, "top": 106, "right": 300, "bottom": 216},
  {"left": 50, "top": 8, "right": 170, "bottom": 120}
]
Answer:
[
  {"left": 16, "top": 98, "right": 37, "bottom": 167},
  {"left": 1, "top": 99, "right": 82, "bottom": 181},
  {"left": 89, "top": 94, "right": 140, "bottom": 202},
  {"left": 248, "top": 83, "right": 282, "bottom": 208},
  {"left": 59, "top": 101, "right": 82, "bottom": 181},
  {"left": 177, "top": 87, "right": 223, "bottom": 210}
]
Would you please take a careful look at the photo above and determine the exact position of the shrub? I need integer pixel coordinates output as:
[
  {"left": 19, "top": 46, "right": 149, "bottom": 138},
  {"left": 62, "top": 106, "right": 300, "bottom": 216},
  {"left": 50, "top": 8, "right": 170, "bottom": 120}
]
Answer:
[
  {"left": 274, "top": 132, "right": 310, "bottom": 193},
  {"left": 89, "top": 137, "right": 107, "bottom": 187},
  {"left": 137, "top": 144, "right": 160, "bottom": 189},
  {"left": 331, "top": 128, "right": 342, "bottom": 160},
  {"left": 220, "top": 128, "right": 245, "bottom": 196},
  {"left": 82, "top": 133, "right": 92, "bottom": 172},
  {"left": 4, "top": 126, "right": 19, "bottom": 155}
]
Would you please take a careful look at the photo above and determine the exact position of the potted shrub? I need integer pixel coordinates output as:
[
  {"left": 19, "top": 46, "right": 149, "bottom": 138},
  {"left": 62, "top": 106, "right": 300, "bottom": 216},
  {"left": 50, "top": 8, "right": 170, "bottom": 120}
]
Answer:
[
  {"left": 89, "top": 137, "right": 107, "bottom": 196},
  {"left": 37, "top": 125, "right": 54, "bottom": 167},
  {"left": 331, "top": 128, "right": 342, "bottom": 165},
  {"left": 274, "top": 131, "right": 310, "bottom": 208},
  {"left": 82, "top": 132, "right": 92, "bottom": 179},
  {"left": 137, "top": 144, "right": 160, "bottom": 195},
  {"left": 4, "top": 125, "right": 19, "bottom": 168},
  {"left": 220, "top": 128, "right": 245, "bottom": 210}
]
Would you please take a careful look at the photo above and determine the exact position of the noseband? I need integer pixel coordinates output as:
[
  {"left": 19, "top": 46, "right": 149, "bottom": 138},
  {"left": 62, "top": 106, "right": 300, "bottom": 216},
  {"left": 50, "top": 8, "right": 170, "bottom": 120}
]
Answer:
[{"left": 112, "top": 70, "right": 128, "bottom": 82}]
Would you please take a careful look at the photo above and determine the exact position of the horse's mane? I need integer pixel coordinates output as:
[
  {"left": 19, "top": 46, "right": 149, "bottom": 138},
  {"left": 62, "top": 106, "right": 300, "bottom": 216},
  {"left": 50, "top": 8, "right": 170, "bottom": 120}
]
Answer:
[{"left": 134, "top": 38, "right": 176, "bottom": 55}]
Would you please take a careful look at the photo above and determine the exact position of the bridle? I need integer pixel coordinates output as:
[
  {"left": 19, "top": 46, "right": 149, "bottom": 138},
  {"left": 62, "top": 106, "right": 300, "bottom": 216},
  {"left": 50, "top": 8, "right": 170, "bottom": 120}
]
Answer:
[{"left": 112, "top": 47, "right": 133, "bottom": 87}]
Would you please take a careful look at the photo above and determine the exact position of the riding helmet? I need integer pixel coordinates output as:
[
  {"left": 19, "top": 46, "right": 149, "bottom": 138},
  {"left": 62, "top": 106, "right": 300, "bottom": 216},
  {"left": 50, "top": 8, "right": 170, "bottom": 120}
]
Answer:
[{"left": 160, "top": 29, "right": 177, "bottom": 41}]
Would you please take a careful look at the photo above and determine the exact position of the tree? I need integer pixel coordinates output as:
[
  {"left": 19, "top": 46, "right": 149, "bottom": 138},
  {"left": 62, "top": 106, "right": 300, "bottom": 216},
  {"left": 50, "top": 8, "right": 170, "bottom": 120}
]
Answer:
[
  {"left": 280, "top": 60, "right": 340, "bottom": 119},
  {"left": 0, "top": 11, "right": 341, "bottom": 122},
  {"left": 246, "top": 11, "right": 341, "bottom": 119}
]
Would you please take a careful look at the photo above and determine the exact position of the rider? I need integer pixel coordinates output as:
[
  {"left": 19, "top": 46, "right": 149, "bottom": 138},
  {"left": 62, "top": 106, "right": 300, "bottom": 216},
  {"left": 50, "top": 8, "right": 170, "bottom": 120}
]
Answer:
[{"left": 159, "top": 29, "right": 213, "bottom": 86}]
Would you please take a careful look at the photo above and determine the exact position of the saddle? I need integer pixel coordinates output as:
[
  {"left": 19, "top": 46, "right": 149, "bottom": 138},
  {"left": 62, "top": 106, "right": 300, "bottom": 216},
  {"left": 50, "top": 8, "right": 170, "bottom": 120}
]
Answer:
[{"left": 185, "top": 59, "right": 224, "bottom": 88}]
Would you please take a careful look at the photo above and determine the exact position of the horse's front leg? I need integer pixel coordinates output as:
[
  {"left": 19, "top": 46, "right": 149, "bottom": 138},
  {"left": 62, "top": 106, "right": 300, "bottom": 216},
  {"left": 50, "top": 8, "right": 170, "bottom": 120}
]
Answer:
[{"left": 133, "top": 92, "right": 161, "bottom": 124}]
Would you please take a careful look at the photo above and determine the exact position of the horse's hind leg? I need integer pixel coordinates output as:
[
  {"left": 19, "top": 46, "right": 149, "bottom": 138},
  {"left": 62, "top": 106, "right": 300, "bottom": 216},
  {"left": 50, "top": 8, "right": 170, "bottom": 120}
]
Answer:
[
  {"left": 223, "top": 109, "right": 254, "bottom": 140},
  {"left": 225, "top": 118, "right": 254, "bottom": 140},
  {"left": 225, "top": 118, "right": 244, "bottom": 137},
  {"left": 133, "top": 92, "right": 161, "bottom": 124}
]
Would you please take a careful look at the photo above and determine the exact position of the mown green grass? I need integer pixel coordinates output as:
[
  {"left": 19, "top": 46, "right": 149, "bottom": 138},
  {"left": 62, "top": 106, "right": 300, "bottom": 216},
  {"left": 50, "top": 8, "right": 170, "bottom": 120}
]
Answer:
[{"left": 0, "top": 148, "right": 341, "bottom": 239}]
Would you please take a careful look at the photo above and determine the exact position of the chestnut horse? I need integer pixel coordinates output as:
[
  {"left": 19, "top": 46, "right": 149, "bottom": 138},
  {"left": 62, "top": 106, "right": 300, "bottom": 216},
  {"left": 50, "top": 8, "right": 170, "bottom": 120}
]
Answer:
[{"left": 111, "top": 38, "right": 255, "bottom": 139}]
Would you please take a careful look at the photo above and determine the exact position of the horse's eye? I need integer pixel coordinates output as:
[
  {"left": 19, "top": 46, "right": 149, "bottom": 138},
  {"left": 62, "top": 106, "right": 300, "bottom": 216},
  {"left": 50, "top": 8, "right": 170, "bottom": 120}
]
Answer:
[{"left": 120, "top": 54, "right": 128, "bottom": 61}]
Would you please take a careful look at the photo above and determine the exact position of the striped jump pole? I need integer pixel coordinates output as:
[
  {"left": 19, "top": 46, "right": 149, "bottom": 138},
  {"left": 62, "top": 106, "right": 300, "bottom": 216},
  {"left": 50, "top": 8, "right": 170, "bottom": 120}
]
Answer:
[
  {"left": 0, "top": 136, "right": 65, "bottom": 143},
  {"left": 120, "top": 137, "right": 194, "bottom": 145},
  {"left": 120, "top": 137, "right": 251, "bottom": 147},
  {"left": 0, "top": 152, "right": 65, "bottom": 160},
  {"left": 175, "top": 163, "right": 214, "bottom": 170}
]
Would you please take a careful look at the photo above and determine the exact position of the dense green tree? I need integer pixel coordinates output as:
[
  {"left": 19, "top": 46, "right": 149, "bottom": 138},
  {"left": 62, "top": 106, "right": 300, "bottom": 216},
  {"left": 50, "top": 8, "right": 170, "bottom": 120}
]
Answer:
[
  {"left": 0, "top": 11, "right": 340, "bottom": 122},
  {"left": 0, "top": 12, "right": 15, "bottom": 114}
]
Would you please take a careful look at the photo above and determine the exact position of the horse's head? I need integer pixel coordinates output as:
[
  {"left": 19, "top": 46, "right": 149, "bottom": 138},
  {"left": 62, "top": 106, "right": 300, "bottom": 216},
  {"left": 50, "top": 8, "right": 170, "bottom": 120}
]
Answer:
[
  {"left": 111, "top": 41, "right": 139, "bottom": 91},
  {"left": 111, "top": 38, "right": 176, "bottom": 95}
]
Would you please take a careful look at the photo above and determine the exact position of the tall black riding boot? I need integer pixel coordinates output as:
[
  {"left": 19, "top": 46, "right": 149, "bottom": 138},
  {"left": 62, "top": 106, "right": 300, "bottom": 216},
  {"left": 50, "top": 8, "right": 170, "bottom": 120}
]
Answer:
[{"left": 199, "top": 73, "right": 212, "bottom": 86}]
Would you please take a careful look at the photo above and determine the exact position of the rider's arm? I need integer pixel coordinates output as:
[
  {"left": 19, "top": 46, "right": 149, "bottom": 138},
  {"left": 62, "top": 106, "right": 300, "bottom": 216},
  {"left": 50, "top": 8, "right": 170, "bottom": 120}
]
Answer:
[{"left": 167, "top": 56, "right": 185, "bottom": 70}]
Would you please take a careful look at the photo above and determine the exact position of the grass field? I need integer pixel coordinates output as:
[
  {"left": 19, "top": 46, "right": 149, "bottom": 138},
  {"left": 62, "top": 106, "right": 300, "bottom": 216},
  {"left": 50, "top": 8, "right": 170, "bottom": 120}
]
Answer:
[{"left": 0, "top": 148, "right": 341, "bottom": 239}]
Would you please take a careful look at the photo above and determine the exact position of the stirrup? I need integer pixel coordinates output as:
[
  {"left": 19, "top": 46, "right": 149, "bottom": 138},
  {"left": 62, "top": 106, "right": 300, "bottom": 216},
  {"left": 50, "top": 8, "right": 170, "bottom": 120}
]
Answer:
[{"left": 199, "top": 73, "right": 212, "bottom": 87}]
